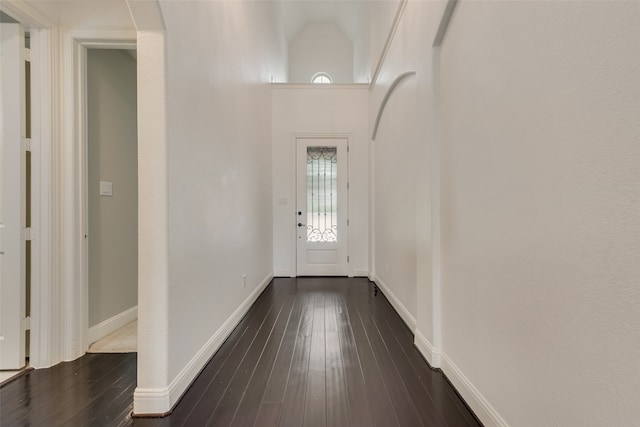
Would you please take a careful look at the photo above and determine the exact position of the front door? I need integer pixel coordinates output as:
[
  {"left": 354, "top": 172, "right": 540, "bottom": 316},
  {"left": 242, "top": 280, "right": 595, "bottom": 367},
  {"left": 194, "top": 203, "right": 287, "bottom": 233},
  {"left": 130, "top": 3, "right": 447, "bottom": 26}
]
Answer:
[{"left": 296, "top": 137, "right": 348, "bottom": 276}]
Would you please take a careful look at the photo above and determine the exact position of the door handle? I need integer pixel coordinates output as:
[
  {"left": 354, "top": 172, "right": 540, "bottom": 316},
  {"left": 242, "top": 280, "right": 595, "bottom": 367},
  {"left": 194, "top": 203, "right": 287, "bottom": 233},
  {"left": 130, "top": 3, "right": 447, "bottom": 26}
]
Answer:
[{"left": 298, "top": 223, "right": 306, "bottom": 227}]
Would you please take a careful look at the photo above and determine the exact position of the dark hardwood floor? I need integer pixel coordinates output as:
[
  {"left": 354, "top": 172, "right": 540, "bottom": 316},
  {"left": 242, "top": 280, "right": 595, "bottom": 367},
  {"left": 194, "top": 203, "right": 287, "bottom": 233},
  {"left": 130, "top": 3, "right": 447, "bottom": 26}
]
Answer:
[{"left": 0, "top": 277, "right": 481, "bottom": 427}]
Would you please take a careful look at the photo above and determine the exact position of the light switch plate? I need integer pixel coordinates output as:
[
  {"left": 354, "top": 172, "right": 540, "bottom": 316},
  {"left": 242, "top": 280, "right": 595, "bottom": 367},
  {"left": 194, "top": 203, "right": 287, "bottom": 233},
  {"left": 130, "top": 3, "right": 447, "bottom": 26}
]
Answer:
[{"left": 100, "top": 181, "right": 113, "bottom": 196}]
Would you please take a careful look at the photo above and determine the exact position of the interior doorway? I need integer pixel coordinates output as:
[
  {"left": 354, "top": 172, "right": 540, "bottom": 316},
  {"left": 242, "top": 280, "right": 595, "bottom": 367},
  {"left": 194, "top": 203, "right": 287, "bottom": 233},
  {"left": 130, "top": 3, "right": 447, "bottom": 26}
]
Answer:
[
  {"left": 84, "top": 48, "right": 138, "bottom": 353},
  {"left": 296, "top": 137, "right": 349, "bottom": 276}
]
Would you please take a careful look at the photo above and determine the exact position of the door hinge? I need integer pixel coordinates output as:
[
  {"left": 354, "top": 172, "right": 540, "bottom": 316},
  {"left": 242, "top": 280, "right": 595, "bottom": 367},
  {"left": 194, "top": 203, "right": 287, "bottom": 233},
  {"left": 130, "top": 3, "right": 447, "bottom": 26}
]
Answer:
[
  {"left": 347, "top": 256, "right": 350, "bottom": 263},
  {"left": 23, "top": 316, "right": 31, "bottom": 331},
  {"left": 21, "top": 228, "right": 33, "bottom": 241},
  {"left": 347, "top": 145, "right": 350, "bottom": 153},
  {"left": 347, "top": 219, "right": 350, "bottom": 226},
  {"left": 347, "top": 182, "right": 350, "bottom": 190},
  {"left": 21, "top": 47, "right": 31, "bottom": 62},
  {"left": 21, "top": 138, "right": 32, "bottom": 152}
]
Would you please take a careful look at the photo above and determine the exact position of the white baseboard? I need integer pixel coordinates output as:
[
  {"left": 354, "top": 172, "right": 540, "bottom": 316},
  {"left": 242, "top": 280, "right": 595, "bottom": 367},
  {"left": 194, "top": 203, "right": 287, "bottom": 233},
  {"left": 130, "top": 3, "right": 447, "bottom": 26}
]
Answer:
[
  {"left": 88, "top": 306, "right": 138, "bottom": 346},
  {"left": 351, "top": 269, "right": 369, "bottom": 277},
  {"left": 133, "top": 387, "right": 171, "bottom": 416},
  {"left": 166, "top": 273, "right": 274, "bottom": 411},
  {"left": 273, "top": 270, "right": 295, "bottom": 277},
  {"left": 414, "top": 328, "right": 441, "bottom": 368},
  {"left": 441, "top": 352, "right": 509, "bottom": 427},
  {"left": 413, "top": 331, "right": 508, "bottom": 426},
  {"left": 372, "top": 275, "right": 417, "bottom": 332}
]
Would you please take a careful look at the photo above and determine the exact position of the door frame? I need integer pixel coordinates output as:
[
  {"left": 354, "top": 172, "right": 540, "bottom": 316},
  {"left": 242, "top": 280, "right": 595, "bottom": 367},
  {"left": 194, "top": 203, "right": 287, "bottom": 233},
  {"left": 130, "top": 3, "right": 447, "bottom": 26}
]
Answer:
[
  {"left": 60, "top": 29, "right": 136, "bottom": 360},
  {"left": 0, "top": 3, "right": 56, "bottom": 369},
  {"left": 0, "top": 21, "right": 27, "bottom": 370},
  {"left": 292, "top": 133, "right": 352, "bottom": 277},
  {"left": 0, "top": 6, "right": 140, "bottom": 367}
]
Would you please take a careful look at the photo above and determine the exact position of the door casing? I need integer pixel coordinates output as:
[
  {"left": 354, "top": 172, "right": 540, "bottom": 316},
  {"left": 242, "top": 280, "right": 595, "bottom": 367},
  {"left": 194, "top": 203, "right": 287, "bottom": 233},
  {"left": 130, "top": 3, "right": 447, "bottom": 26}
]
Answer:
[
  {"left": 0, "top": 22, "right": 27, "bottom": 370},
  {"left": 295, "top": 136, "right": 349, "bottom": 277}
]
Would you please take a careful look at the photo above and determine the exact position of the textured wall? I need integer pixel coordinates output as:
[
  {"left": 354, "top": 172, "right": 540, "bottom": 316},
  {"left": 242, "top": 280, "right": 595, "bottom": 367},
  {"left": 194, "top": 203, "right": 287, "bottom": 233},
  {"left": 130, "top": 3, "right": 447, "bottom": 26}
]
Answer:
[
  {"left": 371, "top": 0, "right": 640, "bottom": 425},
  {"left": 159, "top": 0, "right": 287, "bottom": 383},
  {"left": 369, "top": 0, "right": 441, "bottom": 344},
  {"left": 439, "top": 1, "right": 640, "bottom": 425}
]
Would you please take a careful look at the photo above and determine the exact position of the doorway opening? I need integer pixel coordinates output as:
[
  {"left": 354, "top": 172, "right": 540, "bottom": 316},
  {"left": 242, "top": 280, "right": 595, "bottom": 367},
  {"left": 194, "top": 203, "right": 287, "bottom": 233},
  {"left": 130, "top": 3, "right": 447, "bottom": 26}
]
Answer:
[{"left": 84, "top": 48, "right": 138, "bottom": 354}]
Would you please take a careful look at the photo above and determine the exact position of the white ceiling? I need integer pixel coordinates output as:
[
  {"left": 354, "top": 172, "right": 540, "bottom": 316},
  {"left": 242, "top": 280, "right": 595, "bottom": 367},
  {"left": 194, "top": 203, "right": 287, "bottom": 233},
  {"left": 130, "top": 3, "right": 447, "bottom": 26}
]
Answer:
[
  {"left": 8, "top": 0, "right": 398, "bottom": 65},
  {"left": 279, "top": 0, "right": 371, "bottom": 43}
]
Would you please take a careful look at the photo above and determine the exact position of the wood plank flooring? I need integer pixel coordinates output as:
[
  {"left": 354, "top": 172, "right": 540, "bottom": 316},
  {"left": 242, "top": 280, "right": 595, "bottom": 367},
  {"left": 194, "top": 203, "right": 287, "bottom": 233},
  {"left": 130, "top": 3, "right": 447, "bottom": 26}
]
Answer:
[{"left": 0, "top": 277, "right": 482, "bottom": 427}]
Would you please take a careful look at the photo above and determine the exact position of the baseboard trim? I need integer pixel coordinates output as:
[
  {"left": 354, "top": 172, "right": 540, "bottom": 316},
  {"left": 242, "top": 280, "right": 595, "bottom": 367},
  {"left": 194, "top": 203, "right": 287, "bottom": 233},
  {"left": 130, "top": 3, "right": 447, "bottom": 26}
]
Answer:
[
  {"left": 88, "top": 305, "right": 138, "bottom": 346},
  {"left": 351, "top": 270, "right": 369, "bottom": 277},
  {"left": 441, "top": 352, "right": 509, "bottom": 427},
  {"left": 133, "top": 387, "right": 171, "bottom": 415},
  {"left": 414, "top": 328, "right": 441, "bottom": 368},
  {"left": 273, "top": 270, "right": 294, "bottom": 278},
  {"left": 166, "top": 273, "right": 274, "bottom": 411},
  {"left": 372, "top": 275, "right": 417, "bottom": 332}
]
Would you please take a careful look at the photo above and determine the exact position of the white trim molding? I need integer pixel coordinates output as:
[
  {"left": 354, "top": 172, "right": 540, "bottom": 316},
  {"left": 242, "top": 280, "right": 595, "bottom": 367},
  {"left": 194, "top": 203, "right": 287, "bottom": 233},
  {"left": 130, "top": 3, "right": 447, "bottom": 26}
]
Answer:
[
  {"left": 27, "top": 27, "right": 57, "bottom": 369},
  {"left": 441, "top": 352, "right": 510, "bottom": 427},
  {"left": 0, "top": 0, "right": 55, "bottom": 28},
  {"left": 414, "top": 328, "right": 441, "bottom": 368},
  {"left": 273, "top": 270, "right": 295, "bottom": 278},
  {"left": 137, "top": 273, "right": 273, "bottom": 415},
  {"left": 132, "top": 387, "right": 171, "bottom": 416},
  {"left": 87, "top": 306, "right": 138, "bottom": 346},
  {"left": 369, "top": 0, "right": 408, "bottom": 89},
  {"left": 271, "top": 83, "right": 369, "bottom": 90},
  {"left": 372, "top": 275, "right": 417, "bottom": 332}
]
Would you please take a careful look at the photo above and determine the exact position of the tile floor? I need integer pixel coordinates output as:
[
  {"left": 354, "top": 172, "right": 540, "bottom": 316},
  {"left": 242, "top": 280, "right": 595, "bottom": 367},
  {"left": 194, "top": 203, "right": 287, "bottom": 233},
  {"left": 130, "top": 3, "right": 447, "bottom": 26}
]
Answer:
[{"left": 88, "top": 320, "right": 137, "bottom": 353}]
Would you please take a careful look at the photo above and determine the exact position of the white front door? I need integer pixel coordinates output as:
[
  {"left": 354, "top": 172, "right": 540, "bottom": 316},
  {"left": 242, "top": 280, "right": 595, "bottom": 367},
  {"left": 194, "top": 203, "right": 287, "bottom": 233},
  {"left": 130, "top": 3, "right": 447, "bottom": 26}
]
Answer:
[
  {"left": 0, "top": 22, "right": 27, "bottom": 370},
  {"left": 296, "top": 137, "right": 348, "bottom": 276}
]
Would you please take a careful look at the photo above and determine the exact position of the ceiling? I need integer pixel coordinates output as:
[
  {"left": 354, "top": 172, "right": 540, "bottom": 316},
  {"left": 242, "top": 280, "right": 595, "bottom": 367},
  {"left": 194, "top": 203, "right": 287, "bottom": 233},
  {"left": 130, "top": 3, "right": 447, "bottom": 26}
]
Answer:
[
  {"left": 279, "top": 0, "right": 372, "bottom": 43},
  {"left": 4, "top": 0, "right": 399, "bottom": 68},
  {"left": 1, "top": 10, "right": 19, "bottom": 23},
  {"left": 15, "top": 0, "right": 134, "bottom": 28}
]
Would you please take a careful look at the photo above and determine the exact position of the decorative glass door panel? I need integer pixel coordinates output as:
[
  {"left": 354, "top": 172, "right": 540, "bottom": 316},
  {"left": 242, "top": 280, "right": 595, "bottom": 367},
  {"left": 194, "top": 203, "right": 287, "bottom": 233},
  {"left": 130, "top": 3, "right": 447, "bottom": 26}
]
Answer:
[
  {"left": 296, "top": 138, "right": 348, "bottom": 276},
  {"left": 306, "top": 147, "right": 338, "bottom": 243}
]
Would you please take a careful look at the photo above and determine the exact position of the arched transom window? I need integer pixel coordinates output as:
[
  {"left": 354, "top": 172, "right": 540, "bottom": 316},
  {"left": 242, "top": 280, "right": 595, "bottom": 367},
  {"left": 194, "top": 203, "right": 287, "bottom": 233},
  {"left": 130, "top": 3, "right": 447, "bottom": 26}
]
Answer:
[{"left": 311, "top": 72, "right": 332, "bottom": 84}]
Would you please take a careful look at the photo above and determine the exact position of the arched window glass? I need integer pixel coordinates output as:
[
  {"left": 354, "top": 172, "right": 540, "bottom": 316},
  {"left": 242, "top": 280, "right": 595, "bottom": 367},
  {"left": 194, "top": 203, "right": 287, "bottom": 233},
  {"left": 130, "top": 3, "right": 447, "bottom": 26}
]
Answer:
[{"left": 311, "top": 72, "right": 332, "bottom": 84}]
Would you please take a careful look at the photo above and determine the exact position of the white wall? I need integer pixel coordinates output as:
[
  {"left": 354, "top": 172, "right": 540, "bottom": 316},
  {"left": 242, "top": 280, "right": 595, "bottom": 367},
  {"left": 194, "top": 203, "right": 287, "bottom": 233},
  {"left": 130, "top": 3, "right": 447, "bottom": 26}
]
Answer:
[
  {"left": 288, "top": 22, "right": 353, "bottom": 83},
  {"left": 370, "top": 0, "right": 402, "bottom": 72},
  {"left": 352, "top": 8, "right": 372, "bottom": 84},
  {"left": 372, "top": 0, "right": 640, "bottom": 426},
  {"left": 369, "top": 0, "right": 441, "bottom": 339},
  {"left": 272, "top": 85, "right": 369, "bottom": 277},
  {"left": 158, "top": 0, "right": 287, "bottom": 401},
  {"left": 87, "top": 49, "right": 138, "bottom": 328},
  {"left": 373, "top": 76, "right": 420, "bottom": 324},
  {"left": 438, "top": 1, "right": 640, "bottom": 425}
]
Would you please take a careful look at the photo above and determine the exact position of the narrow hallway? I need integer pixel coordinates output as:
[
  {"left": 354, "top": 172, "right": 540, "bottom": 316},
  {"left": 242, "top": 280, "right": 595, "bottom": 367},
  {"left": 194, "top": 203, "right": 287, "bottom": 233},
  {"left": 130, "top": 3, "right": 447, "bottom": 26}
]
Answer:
[{"left": 0, "top": 278, "right": 480, "bottom": 427}]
